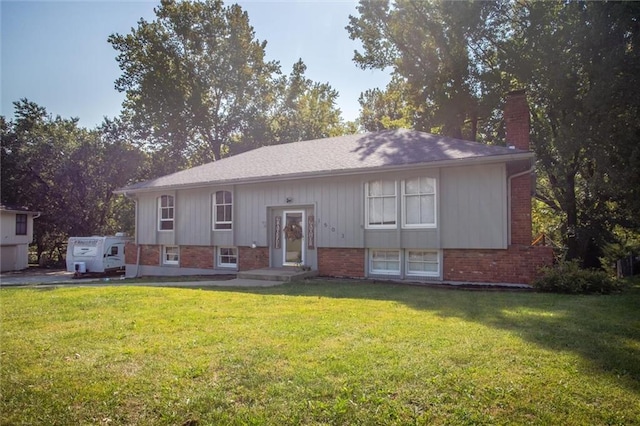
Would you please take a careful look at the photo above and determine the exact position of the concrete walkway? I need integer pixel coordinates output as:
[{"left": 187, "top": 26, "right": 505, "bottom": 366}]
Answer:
[{"left": 0, "top": 269, "right": 284, "bottom": 289}]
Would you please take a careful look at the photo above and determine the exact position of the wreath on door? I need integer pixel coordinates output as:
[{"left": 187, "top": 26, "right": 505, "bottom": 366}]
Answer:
[{"left": 283, "top": 222, "right": 303, "bottom": 241}]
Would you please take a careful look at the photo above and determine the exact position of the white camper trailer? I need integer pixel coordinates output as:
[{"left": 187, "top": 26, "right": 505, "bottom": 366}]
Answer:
[{"left": 66, "top": 235, "right": 129, "bottom": 275}]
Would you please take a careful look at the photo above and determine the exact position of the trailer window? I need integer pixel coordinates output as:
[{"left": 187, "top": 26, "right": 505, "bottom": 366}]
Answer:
[
  {"left": 72, "top": 239, "right": 99, "bottom": 257},
  {"left": 109, "top": 246, "right": 119, "bottom": 256}
]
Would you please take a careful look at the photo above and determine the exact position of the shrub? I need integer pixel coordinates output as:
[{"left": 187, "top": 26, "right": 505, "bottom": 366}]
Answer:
[{"left": 533, "top": 260, "right": 622, "bottom": 294}]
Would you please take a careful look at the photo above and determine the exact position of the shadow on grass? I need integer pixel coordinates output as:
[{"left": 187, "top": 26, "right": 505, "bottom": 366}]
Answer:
[{"left": 205, "top": 279, "right": 640, "bottom": 394}]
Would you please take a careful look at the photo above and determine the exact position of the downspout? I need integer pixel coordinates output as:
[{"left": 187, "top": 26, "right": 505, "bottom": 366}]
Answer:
[
  {"left": 123, "top": 194, "right": 141, "bottom": 278},
  {"left": 133, "top": 197, "right": 140, "bottom": 278},
  {"left": 507, "top": 163, "right": 535, "bottom": 246}
]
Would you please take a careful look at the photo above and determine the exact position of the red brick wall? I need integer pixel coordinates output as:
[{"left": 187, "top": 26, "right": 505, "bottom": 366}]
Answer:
[
  {"left": 505, "top": 90, "right": 534, "bottom": 246},
  {"left": 318, "top": 248, "right": 365, "bottom": 278},
  {"left": 139, "top": 245, "right": 160, "bottom": 266},
  {"left": 180, "top": 246, "right": 214, "bottom": 269},
  {"left": 125, "top": 242, "right": 138, "bottom": 264},
  {"left": 125, "top": 244, "right": 161, "bottom": 266},
  {"left": 238, "top": 246, "right": 270, "bottom": 271},
  {"left": 443, "top": 245, "right": 553, "bottom": 284},
  {"left": 505, "top": 90, "right": 530, "bottom": 151},
  {"left": 510, "top": 174, "right": 533, "bottom": 245}
]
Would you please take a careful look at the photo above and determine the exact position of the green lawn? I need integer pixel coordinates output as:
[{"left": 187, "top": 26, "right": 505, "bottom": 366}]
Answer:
[{"left": 1, "top": 280, "right": 639, "bottom": 425}]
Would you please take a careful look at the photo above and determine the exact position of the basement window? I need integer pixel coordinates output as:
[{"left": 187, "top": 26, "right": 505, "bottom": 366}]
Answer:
[
  {"left": 163, "top": 246, "right": 179, "bottom": 265},
  {"left": 217, "top": 247, "right": 238, "bottom": 268},
  {"left": 406, "top": 250, "right": 440, "bottom": 277},
  {"left": 369, "top": 249, "right": 401, "bottom": 275}
]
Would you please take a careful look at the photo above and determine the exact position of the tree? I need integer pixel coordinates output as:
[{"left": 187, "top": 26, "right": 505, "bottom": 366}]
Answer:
[
  {"left": 237, "top": 59, "right": 349, "bottom": 152},
  {"left": 501, "top": 1, "right": 640, "bottom": 261},
  {"left": 1, "top": 100, "right": 143, "bottom": 261},
  {"left": 358, "top": 75, "right": 415, "bottom": 131},
  {"left": 347, "top": 0, "right": 509, "bottom": 140},
  {"left": 348, "top": 0, "right": 640, "bottom": 264},
  {"left": 109, "top": 0, "right": 280, "bottom": 166}
]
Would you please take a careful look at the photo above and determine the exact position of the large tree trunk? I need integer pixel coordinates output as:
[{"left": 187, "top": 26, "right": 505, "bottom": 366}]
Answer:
[{"left": 564, "top": 172, "right": 580, "bottom": 261}]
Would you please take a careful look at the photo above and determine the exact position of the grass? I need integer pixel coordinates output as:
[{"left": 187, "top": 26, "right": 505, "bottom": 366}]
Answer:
[{"left": 1, "top": 279, "right": 639, "bottom": 425}]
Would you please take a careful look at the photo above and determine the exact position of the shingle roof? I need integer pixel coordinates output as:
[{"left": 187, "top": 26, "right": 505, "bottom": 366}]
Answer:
[{"left": 117, "top": 129, "right": 532, "bottom": 193}]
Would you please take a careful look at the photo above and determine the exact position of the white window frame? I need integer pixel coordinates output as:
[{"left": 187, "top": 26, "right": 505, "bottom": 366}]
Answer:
[
  {"left": 163, "top": 246, "right": 179, "bottom": 265},
  {"left": 405, "top": 250, "right": 440, "bottom": 278},
  {"left": 158, "top": 195, "right": 175, "bottom": 231},
  {"left": 365, "top": 180, "right": 397, "bottom": 229},
  {"left": 369, "top": 249, "right": 401, "bottom": 275},
  {"left": 217, "top": 247, "right": 238, "bottom": 268},
  {"left": 213, "top": 190, "right": 233, "bottom": 230},
  {"left": 402, "top": 177, "right": 437, "bottom": 229}
]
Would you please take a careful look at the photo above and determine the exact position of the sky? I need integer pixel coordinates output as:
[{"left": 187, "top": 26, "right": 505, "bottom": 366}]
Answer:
[{"left": 1, "top": 0, "right": 391, "bottom": 129}]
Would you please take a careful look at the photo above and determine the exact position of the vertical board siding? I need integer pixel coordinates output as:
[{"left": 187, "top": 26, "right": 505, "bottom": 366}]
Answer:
[
  {"left": 441, "top": 164, "right": 507, "bottom": 249},
  {"left": 176, "top": 188, "right": 211, "bottom": 246},
  {"left": 236, "top": 176, "right": 364, "bottom": 248},
  {"left": 134, "top": 164, "right": 507, "bottom": 251},
  {"left": 137, "top": 193, "right": 160, "bottom": 245}
]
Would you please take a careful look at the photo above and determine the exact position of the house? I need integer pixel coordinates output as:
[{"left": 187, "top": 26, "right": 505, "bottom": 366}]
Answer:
[
  {"left": 0, "top": 205, "right": 40, "bottom": 272},
  {"left": 116, "top": 91, "right": 553, "bottom": 284}
]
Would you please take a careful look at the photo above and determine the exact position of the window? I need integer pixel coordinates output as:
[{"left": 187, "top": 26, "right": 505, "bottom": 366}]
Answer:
[
  {"left": 217, "top": 247, "right": 238, "bottom": 268},
  {"left": 406, "top": 250, "right": 440, "bottom": 277},
  {"left": 109, "top": 246, "right": 119, "bottom": 256},
  {"left": 366, "top": 180, "right": 397, "bottom": 228},
  {"left": 163, "top": 246, "right": 179, "bottom": 265},
  {"left": 403, "top": 177, "right": 436, "bottom": 227},
  {"left": 158, "top": 195, "right": 175, "bottom": 231},
  {"left": 214, "top": 190, "right": 232, "bottom": 230},
  {"left": 15, "top": 214, "right": 27, "bottom": 235},
  {"left": 369, "top": 249, "right": 401, "bottom": 275}
]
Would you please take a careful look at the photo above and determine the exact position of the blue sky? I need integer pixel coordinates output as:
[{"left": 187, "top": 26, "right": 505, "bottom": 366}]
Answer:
[{"left": 1, "top": 0, "right": 390, "bottom": 129}]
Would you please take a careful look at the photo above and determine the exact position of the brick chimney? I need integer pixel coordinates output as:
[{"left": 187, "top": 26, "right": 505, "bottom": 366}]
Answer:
[
  {"left": 505, "top": 89, "right": 533, "bottom": 245},
  {"left": 504, "top": 89, "right": 530, "bottom": 151}
]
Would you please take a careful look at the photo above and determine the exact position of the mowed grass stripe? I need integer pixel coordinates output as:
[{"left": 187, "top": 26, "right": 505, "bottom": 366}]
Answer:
[{"left": 1, "top": 280, "right": 639, "bottom": 425}]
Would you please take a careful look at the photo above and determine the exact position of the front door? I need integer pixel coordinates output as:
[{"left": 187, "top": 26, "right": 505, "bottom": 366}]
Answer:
[{"left": 283, "top": 210, "right": 305, "bottom": 266}]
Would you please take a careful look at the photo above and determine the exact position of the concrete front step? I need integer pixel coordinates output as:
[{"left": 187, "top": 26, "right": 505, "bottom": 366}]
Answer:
[{"left": 237, "top": 268, "right": 318, "bottom": 282}]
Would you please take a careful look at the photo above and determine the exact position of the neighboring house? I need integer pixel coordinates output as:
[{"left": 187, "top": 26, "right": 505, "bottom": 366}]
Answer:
[
  {"left": 0, "top": 205, "right": 40, "bottom": 272},
  {"left": 116, "top": 91, "right": 553, "bottom": 284}
]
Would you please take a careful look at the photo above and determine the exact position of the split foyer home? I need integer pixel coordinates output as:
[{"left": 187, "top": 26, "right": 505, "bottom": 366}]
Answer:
[
  {"left": 0, "top": 205, "right": 40, "bottom": 272},
  {"left": 116, "top": 91, "right": 553, "bottom": 284}
]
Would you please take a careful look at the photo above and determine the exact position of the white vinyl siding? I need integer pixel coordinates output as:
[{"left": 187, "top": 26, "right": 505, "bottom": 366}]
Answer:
[
  {"left": 163, "top": 246, "right": 179, "bottom": 265},
  {"left": 158, "top": 195, "right": 175, "bottom": 231},
  {"left": 406, "top": 250, "right": 440, "bottom": 277},
  {"left": 213, "top": 190, "right": 232, "bottom": 230},
  {"left": 217, "top": 247, "right": 238, "bottom": 268},
  {"left": 366, "top": 180, "right": 397, "bottom": 228},
  {"left": 369, "top": 249, "right": 401, "bottom": 275},
  {"left": 403, "top": 177, "right": 436, "bottom": 228}
]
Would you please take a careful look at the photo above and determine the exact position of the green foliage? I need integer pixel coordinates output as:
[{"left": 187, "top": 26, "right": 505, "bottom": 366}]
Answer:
[
  {"left": 358, "top": 76, "right": 416, "bottom": 131},
  {"left": 505, "top": 1, "right": 640, "bottom": 261},
  {"left": 533, "top": 260, "right": 622, "bottom": 295},
  {"left": 109, "top": 0, "right": 349, "bottom": 169},
  {"left": 347, "top": 0, "right": 509, "bottom": 140},
  {"left": 1, "top": 100, "right": 143, "bottom": 259},
  {"left": 237, "top": 59, "right": 348, "bottom": 152}
]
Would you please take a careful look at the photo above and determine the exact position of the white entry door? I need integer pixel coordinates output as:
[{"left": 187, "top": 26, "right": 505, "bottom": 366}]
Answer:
[{"left": 283, "top": 210, "right": 305, "bottom": 266}]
